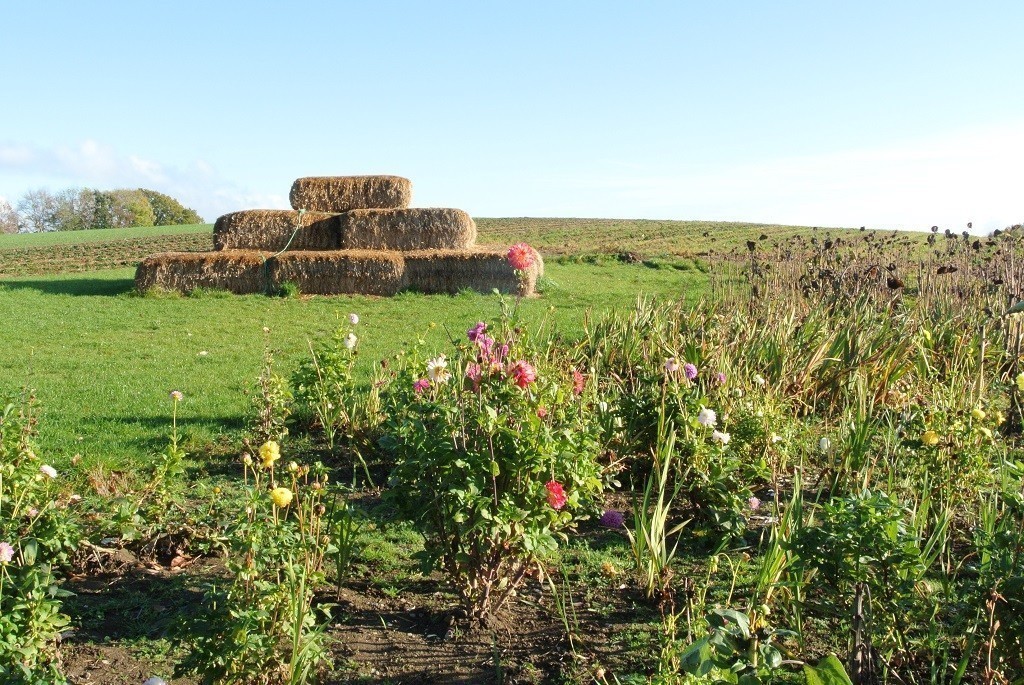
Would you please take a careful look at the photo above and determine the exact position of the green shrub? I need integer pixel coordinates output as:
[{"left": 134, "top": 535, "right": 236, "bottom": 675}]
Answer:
[{"left": 381, "top": 313, "right": 605, "bottom": 620}]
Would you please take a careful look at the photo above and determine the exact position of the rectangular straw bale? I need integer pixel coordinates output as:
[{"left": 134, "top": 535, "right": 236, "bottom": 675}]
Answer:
[
  {"left": 135, "top": 251, "right": 270, "bottom": 294},
  {"left": 214, "top": 210, "right": 340, "bottom": 251},
  {"left": 270, "top": 250, "right": 406, "bottom": 296},
  {"left": 401, "top": 248, "right": 539, "bottom": 296},
  {"left": 339, "top": 208, "right": 477, "bottom": 251},
  {"left": 289, "top": 175, "right": 412, "bottom": 213}
]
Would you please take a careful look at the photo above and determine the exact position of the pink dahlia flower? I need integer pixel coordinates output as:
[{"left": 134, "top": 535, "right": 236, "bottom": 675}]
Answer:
[
  {"left": 510, "top": 360, "right": 537, "bottom": 388},
  {"left": 546, "top": 480, "right": 567, "bottom": 509},
  {"left": 507, "top": 243, "right": 536, "bottom": 271}
]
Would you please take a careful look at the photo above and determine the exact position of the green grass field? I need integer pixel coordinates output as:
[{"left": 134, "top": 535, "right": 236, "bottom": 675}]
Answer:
[
  {"left": 0, "top": 218, "right": 933, "bottom": 479},
  {"left": 0, "top": 223, "right": 212, "bottom": 248},
  {"left": 0, "top": 260, "right": 703, "bottom": 477}
]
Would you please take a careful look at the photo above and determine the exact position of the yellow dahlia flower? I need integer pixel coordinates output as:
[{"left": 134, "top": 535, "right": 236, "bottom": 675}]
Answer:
[
  {"left": 269, "top": 487, "right": 293, "bottom": 508},
  {"left": 260, "top": 441, "right": 281, "bottom": 469}
]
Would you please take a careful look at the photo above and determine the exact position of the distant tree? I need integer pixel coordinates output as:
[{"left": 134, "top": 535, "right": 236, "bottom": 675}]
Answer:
[
  {"left": 138, "top": 188, "right": 203, "bottom": 225},
  {"left": 0, "top": 199, "right": 20, "bottom": 234},
  {"left": 16, "top": 188, "right": 58, "bottom": 232},
  {"left": 109, "top": 189, "right": 155, "bottom": 228},
  {"left": 6, "top": 186, "right": 198, "bottom": 231},
  {"left": 51, "top": 187, "right": 96, "bottom": 231},
  {"left": 89, "top": 189, "right": 154, "bottom": 229}
]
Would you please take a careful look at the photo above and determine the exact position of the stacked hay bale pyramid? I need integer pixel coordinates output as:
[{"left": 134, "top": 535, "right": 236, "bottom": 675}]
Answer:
[{"left": 135, "top": 175, "right": 542, "bottom": 296}]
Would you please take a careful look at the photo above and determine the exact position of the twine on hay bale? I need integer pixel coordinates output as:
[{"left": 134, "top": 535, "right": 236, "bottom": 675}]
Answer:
[
  {"left": 270, "top": 250, "right": 405, "bottom": 296},
  {"left": 135, "top": 251, "right": 271, "bottom": 294},
  {"left": 289, "top": 175, "right": 412, "bottom": 213},
  {"left": 402, "top": 248, "right": 541, "bottom": 296},
  {"left": 339, "top": 208, "right": 477, "bottom": 251},
  {"left": 214, "top": 210, "right": 340, "bottom": 251}
]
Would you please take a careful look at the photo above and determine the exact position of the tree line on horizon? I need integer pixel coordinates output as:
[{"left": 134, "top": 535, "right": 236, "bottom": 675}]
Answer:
[{"left": 0, "top": 187, "right": 204, "bottom": 233}]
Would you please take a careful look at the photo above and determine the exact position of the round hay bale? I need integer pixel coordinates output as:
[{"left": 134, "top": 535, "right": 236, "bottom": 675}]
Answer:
[
  {"left": 135, "top": 251, "right": 270, "bottom": 294},
  {"left": 271, "top": 250, "right": 405, "bottom": 296},
  {"left": 340, "top": 208, "right": 477, "bottom": 251},
  {"left": 401, "top": 248, "right": 539, "bottom": 296},
  {"left": 289, "top": 176, "right": 412, "bottom": 213},
  {"left": 214, "top": 210, "right": 340, "bottom": 251}
]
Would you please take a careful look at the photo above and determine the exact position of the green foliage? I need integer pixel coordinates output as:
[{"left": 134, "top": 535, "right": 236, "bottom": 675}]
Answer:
[
  {"left": 803, "top": 655, "right": 853, "bottom": 685},
  {"left": 382, "top": 310, "right": 606, "bottom": 619},
  {"left": 176, "top": 444, "right": 334, "bottom": 684},
  {"left": 90, "top": 189, "right": 156, "bottom": 229},
  {"left": 276, "top": 280, "right": 300, "bottom": 299},
  {"left": 626, "top": 412, "right": 687, "bottom": 600},
  {"left": 0, "top": 393, "right": 79, "bottom": 685},
  {"left": 291, "top": 324, "right": 359, "bottom": 449},
  {"left": 673, "top": 608, "right": 795, "bottom": 684},
  {"left": 972, "top": 474, "right": 1024, "bottom": 676},
  {"left": 137, "top": 188, "right": 203, "bottom": 226},
  {"left": 248, "top": 340, "right": 292, "bottom": 446},
  {"left": 5, "top": 186, "right": 200, "bottom": 232}
]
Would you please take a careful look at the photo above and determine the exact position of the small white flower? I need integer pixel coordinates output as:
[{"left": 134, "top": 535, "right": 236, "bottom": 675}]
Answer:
[
  {"left": 664, "top": 357, "right": 680, "bottom": 373},
  {"left": 733, "top": 388, "right": 744, "bottom": 398},
  {"left": 712, "top": 430, "right": 731, "bottom": 445},
  {"left": 426, "top": 355, "right": 451, "bottom": 384},
  {"left": 771, "top": 434, "right": 783, "bottom": 443},
  {"left": 39, "top": 464, "right": 57, "bottom": 479},
  {"left": 697, "top": 407, "right": 717, "bottom": 427},
  {"left": 818, "top": 436, "right": 831, "bottom": 453},
  {"left": 753, "top": 374, "right": 766, "bottom": 386},
  {"left": 344, "top": 333, "right": 358, "bottom": 350},
  {"left": 198, "top": 350, "right": 209, "bottom": 357},
  {"left": 349, "top": 313, "right": 359, "bottom": 325}
]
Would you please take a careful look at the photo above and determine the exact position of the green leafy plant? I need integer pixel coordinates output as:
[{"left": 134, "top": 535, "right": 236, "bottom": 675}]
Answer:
[
  {"left": 0, "top": 392, "right": 79, "bottom": 685},
  {"left": 292, "top": 322, "right": 359, "bottom": 449},
  {"left": 382, "top": 314, "right": 605, "bottom": 620},
  {"left": 176, "top": 441, "right": 334, "bottom": 684},
  {"left": 249, "top": 336, "right": 292, "bottom": 446},
  {"left": 675, "top": 608, "right": 796, "bottom": 684}
]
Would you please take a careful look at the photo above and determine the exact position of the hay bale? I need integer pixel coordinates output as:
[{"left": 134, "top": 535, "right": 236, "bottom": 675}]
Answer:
[
  {"left": 402, "top": 248, "right": 540, "bottom": 296},
  {"left": 339, "top": 208, "right": 477, "bottom": 251},
  {"left": 135, "top": 251, "right": 270, "bottom": 294},
  {"left": 214, "top": 210, "right": 340, "bottom": 251},
  {"left": 289, "top": 176, "right": 412, "bottom": 213},
  {"left": 271, "top": 250, "right": 406, "bottom": 296}
]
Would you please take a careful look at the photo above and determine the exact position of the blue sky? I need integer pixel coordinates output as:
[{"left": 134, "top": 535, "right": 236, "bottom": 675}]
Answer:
[{"left": 1, "top": 2, "right": 1021, "bottom": 232}]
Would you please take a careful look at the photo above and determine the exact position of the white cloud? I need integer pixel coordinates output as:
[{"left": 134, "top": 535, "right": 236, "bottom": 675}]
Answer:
[{"left": 0, "top": 140, "right": 289, "bottom": 222}]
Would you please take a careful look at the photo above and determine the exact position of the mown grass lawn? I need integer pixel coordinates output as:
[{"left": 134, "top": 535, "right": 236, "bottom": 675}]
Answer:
[{"left": 0, "top": 260, "right": 704, "bottom": 479}]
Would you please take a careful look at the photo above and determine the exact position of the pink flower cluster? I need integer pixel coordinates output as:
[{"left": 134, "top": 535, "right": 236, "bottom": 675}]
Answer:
[
  {"left": 572, "top": 369, "right": 586, "bottom": 395},
  {"left": 460, "top": 322, "right": 537, "bottom": 390}
]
